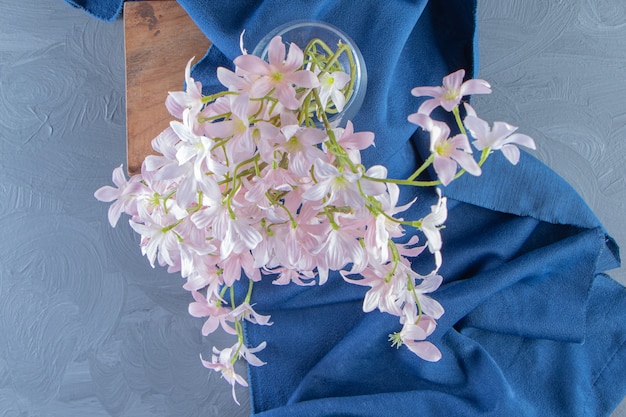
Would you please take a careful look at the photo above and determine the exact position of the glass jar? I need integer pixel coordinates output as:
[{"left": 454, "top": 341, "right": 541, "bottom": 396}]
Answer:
[{"left": 252, "top": 20, "right": 367, "bottom": 127}]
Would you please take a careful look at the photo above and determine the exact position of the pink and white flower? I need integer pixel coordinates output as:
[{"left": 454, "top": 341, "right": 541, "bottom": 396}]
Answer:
[
  {"left": 94, "top": 165, "right": 145, "bottom": 227},
  {"left": 464, "top": 103, "right": 536, "bottom": 165},
  {"left": 409, "top": 113, "right": 481, "bottom": 186},
  {"left": 302, "top": 159, "right": 363, "bottom": 207},
  {"left": 188, "top": 290, "right": 232, "bottom": 336},
  {"left": 165, "top": 57, "right": 204, "bottom": 119},
  {"left": 200, "top": 344, "right": 247, "bottom": 405},
  {"left": 411, "top": 69, "right": 491, "bottom": 115},
  {"left": 419, "top": 189, "right": 447, "bottom": 271},
  {"left": 234, "top": 36, "right": 319, "bottom": 109},
  {"left": 318, "top": 70, "right": 350, "bottom": 112},
  {"left": 399, "top": 315, "right": 441, "bottom": 362}
]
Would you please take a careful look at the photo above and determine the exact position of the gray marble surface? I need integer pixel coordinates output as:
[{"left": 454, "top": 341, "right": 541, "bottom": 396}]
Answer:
[{"left": 0, "top": 0, "right": 623, "bottom": 416}]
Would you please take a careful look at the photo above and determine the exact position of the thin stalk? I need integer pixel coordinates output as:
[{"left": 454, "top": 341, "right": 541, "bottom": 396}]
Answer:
[
  {"left": 452, "top": 106, "right": 467, "bottom": 136},
  {"left": 406, "top": 154, "right": 434, "bottom": 182}
]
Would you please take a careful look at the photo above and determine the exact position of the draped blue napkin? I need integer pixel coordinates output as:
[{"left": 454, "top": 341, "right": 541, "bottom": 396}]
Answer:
[{"left": 66, "top": 0, "right": 626, "bottom": 415}]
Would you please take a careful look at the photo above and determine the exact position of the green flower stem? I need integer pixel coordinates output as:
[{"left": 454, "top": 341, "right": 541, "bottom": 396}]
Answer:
[
  {"left": 366, "top": 147, "right": 491, "bottom": 188},
  {"left": 273, "top": 196, "right": 298, "bottom": 229},
  {"left": 222, "top": 154, "right": 261, "bottom": 218},
  {"left": 310, "top": 88, "right": 359, "bottom": 175},
  {"left": 244, "top": 277, "right": 254, "bottom": 305},
  {"left": 452, "top": 106, "right": 467, "bottom": 136},
  {"left": 161, "top": 217, "right": 185, "bottom": 233},
  {"left": 303, "top": 38, "right": 357, "bottom": 110},
  {"left": 304, "top": 39, "right": 343, "bottom": 73},
  {"left": 233, "top": 154, "right": 261, "bottom": 179},
  {"left": 216, "top": 283, "right": 228, "bottom": 308},
  {"left": 478, "top": 147, "right": 490, "bottom": 165},
  {"left": 212, "top": 137, "right": 230, "bottom": 150},
  {"left": 230, "top": 285, "right": 236, "bottom": 311},
  {"left": 323, "top": 206, "right": 340, "bottom": 230},
  {"left": 198, "top": 112, "right": 232, "bottom": 124},
  {"left": 217, "top": 163, "right": 266, "bottom": 187},
  {"left": 223, "top": 180, "right": 240, "bottom": 219},
  {"left": 229, "top": 286, "right": 245, "bottom": 364},
  {"left": 364, "top": 175, "right": 441, "bottom": 188},
  {"left": 406, "top": 154, "right": 434, "bottom": 182},
  {"left": 376, "top": 209, "right": 416, "bottom": 228},
  {"left": 406, "top": 277, "right": 423, "bottom": 324},
  {"left": 184, "top": 190, "right": 204, "bottom": 214},
  {"left": 250, "top": 101, "right": 267, "bottom": 122},
  {"left": 201, "top": 90, "right": 237, "bottom": 104},
  {"left": 311, "top": 88, "right": 336, "bottom": 136},
  {"left": 226, "top": 279, "right": 255, "bottom": 364},
  {"left": 385, "top": 241, "right": 401, "bottom": 283},
  {"left": 161, "top": 189, "right": 177, "bottom": 214}
]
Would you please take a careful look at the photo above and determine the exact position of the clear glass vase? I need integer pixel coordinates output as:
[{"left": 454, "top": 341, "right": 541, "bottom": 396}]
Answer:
[{"left": 252, "top": 20, "right": 367, "bottom": 127}]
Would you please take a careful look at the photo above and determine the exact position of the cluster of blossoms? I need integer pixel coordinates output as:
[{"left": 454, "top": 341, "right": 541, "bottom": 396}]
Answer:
[{"left": 95, "top": 34, "right": 535, "bottom": 403}]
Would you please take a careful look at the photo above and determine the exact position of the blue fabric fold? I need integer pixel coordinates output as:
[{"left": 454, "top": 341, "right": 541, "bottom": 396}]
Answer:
[
  {"left": 64, "top": 0, "right": 625, "bottom": 415},
  {"left": 241, "top": 179, "right": 623, "bottom": 416},
  {"left": 63, "top": 0, "right": 124, "bottom": 21}
]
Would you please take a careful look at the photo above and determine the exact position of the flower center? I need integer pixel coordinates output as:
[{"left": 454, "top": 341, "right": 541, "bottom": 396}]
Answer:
[
  {"left": 442, "top": 88, "right": 460, "bottom": 101},
  {"left": 270, "top": 71, "right": 283, "bottom": 83},
  {"left": 434, "top": 140, "right": 452, "bottom": 157},
  {"left": 234, "top": 118, "right": 247, "bottom": 136},
  {"left": 322, "top": 75, "right": 335, "bottom": 88},
  {"left": 333, "top": 174, "right": 349, "bottom": 190},
  {"left": 285, "top": 136, "right": 300, "bottom": 153}
]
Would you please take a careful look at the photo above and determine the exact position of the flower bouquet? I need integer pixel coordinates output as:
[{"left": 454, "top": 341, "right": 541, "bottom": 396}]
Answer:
[{"left": 95, "top": 26, "right": 535, "bottom": 403}]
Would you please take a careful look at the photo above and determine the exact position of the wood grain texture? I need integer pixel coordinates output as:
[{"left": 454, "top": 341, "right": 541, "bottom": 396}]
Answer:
[{"left": 124, "top": 0, "right": 211, "bottom": 175}]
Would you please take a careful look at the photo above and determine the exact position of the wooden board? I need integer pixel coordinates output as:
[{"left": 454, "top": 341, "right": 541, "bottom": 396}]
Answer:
[{"left": 124, "top": 0, "right": 211, "bottom": 175}]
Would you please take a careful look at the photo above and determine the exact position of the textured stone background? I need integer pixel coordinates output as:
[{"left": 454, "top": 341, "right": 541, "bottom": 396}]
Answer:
[{"left": 0, "top": 0, "right": 623, "bottom": 416}]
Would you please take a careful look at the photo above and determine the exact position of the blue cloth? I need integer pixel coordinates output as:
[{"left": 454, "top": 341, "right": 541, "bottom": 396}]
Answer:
[
  {"left": 177, "top": 1, "right": 625, "bottom": 416},
  {"left": 66, "top": 0, "right": 626, "bottom": 415},
  {"left": 63, "top": 0, "right": 124, "bottom": 21}
]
